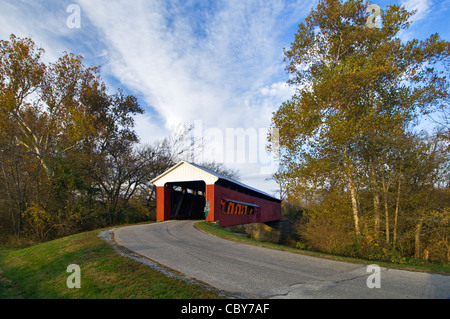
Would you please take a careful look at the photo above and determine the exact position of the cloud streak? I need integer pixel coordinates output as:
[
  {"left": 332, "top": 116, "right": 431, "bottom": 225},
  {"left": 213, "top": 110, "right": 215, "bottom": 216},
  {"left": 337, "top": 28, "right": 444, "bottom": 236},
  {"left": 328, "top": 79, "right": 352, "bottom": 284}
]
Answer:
[
  {"left": 401, "top": 0, "right": 432, "bottom": 22},
  {"left": 76, "top": 0, "right": 314, "bottom": 140}
]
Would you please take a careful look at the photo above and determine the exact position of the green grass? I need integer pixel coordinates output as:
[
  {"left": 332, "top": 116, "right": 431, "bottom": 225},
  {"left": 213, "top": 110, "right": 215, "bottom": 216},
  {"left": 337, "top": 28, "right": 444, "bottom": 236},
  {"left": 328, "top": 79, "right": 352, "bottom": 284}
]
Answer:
[
  {"left": 195, "top": 221, "right": 450, "bottom": 275},
  {"left": 0, "top": 229, "right": 222, "bottom": 299}
]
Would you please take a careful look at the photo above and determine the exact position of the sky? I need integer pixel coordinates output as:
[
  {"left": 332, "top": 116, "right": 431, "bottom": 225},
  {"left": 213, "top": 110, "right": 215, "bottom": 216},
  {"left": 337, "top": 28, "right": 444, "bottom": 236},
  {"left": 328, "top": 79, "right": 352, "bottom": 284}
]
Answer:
[{"left": 1, "top": 0, "right": 449, "bottom": 197}]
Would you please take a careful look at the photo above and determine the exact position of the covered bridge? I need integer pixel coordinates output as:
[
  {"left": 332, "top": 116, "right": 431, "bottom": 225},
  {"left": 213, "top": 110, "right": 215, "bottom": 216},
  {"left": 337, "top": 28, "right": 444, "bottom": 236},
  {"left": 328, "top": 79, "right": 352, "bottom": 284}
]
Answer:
[{"left": 151, "top": 161, "right": 281, "bottom": 227}]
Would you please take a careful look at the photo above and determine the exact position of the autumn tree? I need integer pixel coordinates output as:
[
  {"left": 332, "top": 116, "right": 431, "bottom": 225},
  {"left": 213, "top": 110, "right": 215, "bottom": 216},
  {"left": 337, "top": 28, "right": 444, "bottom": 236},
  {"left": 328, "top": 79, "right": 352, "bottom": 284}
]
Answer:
[
  {"left": 0, "top": 35, "right": 145, "bottom": 241},
  {"left": 270, "top": 0, "right": 449, "bottom": 259}
]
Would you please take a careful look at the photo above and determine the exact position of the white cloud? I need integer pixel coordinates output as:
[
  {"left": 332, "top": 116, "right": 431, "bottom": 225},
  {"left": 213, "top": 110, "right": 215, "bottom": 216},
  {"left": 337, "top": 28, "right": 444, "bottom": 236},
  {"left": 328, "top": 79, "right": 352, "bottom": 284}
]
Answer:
[
  {"left": 401, "top": 0, "right": 432, "bottom": 22},
  {"left": 261, "top": 82, "right": 295, "bottom": 100},
  {"left": 76, "top": 0, "right": 312, "bottom": 133},
  {"left": 0, "top": 1, "right": 65, "bottom": 63},
  {"left": 133, "top": 113, "right": 171, "bottom": 146},
  {"left": 397, "top": 0, "right": 433, "bottom": 42},
  {"left": 77, "top": 1, "right": 223, "bottom": 129}
]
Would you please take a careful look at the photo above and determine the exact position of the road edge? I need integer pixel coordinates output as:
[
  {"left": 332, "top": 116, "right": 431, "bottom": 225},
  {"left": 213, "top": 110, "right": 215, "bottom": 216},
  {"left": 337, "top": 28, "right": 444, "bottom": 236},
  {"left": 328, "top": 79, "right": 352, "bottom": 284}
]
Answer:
[{"left": 99, "top": 226, "right": 245, "bottom": 299}]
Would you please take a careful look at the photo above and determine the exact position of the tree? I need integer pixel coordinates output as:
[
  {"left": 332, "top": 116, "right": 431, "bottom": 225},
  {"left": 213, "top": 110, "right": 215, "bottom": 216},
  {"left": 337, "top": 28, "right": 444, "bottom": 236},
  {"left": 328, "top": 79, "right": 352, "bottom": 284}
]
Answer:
[
  {"left": 1, "top": 34, "right": 143, "bottom": 179},
  {"left": 0, "top": 34, "right": 144, "bottom": 241},
  {"left": 270, "top": 0, "right": 450, "bottom": 238},
  {"left": 0, "top": 35, "right": 50, "bottom": 176}
]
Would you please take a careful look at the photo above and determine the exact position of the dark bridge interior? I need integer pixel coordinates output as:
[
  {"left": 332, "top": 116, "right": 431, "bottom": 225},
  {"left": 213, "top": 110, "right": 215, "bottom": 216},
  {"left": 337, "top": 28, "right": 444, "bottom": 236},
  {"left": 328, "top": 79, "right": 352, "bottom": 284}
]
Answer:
[{"left": 167, "top": 181, "right": 206, "bottom": 220}]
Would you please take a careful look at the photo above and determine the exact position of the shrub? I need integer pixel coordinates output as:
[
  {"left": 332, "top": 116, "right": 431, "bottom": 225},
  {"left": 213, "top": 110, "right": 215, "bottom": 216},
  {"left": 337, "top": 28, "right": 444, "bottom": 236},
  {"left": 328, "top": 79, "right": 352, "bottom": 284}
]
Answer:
[{"left": 22, "top": 203, "right": 54, "bottom": 243}]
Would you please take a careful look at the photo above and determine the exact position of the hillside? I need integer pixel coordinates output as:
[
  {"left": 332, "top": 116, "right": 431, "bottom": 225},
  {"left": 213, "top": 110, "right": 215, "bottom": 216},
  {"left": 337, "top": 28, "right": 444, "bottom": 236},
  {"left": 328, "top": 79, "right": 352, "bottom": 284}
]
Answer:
[{"left": 0, "top": 228, "right": 222, "bottom": 299}]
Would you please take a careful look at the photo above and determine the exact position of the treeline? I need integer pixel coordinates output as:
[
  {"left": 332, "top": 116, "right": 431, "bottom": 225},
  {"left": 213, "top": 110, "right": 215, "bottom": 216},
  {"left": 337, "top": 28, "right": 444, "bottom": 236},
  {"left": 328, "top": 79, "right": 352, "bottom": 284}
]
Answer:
[
  {"left": 270, "top": 1, "right": 450, "bottom": 263},
  {"left": 281, "top": 132, "right": 449, "bottom": 263},
  {"left": 0, "top": 35, "right": 237, "bottom": 244}
]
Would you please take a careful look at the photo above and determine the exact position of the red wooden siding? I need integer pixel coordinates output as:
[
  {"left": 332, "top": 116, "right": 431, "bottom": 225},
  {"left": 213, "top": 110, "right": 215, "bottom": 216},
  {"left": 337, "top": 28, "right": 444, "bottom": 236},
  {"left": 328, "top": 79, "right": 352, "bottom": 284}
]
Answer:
[{"left": 211, "top": 184, "right": 281, "bottom": 227}]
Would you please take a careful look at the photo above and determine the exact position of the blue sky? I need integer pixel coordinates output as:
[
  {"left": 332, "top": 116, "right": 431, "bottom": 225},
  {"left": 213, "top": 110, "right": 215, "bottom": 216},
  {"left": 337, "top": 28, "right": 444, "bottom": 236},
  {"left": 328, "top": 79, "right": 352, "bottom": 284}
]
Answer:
[{"left": 1, "top": 0, "right": 449, "bottom": 195}]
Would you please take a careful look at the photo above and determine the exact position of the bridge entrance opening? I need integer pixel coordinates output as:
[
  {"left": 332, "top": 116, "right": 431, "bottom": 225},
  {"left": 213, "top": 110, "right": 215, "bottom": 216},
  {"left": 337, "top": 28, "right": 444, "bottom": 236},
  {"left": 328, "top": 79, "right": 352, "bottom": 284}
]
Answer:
[{"left": 166, "top": 181, "right": 206, "bottom": 220}]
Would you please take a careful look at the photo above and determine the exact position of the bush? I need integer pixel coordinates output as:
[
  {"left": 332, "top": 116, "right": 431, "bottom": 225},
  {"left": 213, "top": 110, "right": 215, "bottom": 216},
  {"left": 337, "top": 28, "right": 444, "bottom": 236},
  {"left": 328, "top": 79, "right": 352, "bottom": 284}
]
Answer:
[
  {"left": 22, "top": 203, "right": 54, "bottom": 243},
  {"left": 299, "top": 209, "right": 355, "bottom": 256}
]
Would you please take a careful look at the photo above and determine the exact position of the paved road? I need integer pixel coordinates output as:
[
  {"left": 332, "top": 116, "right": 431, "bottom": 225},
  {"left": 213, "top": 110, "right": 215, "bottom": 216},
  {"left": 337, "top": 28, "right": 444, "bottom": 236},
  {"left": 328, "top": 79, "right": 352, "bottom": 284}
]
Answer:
[{"left": 112, "top": 221, "right": 450, "bottom": 299}]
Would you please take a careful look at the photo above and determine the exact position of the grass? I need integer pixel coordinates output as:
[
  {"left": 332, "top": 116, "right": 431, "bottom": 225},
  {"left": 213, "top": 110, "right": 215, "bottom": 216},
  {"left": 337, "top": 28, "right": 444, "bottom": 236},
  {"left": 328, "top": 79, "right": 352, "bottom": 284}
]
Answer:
[
  {"left": 2, "top": 221, "right": 447, "bottom": 299},
  {"left": 0, "top": 229, "right": 222, "bottom": 299},
  {"left": 195, "top": 221, "right": 450, "bottom": 275}
]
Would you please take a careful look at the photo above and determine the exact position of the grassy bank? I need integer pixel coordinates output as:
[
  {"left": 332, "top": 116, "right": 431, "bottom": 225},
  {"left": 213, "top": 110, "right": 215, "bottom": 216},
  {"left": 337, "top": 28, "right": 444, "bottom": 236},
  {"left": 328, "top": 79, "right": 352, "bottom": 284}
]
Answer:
[
  {"left": 0, "top": 228, "right": 222, "bottom": 299},
  {"left": 195, "top": 221, "right": 450, "bottom": 275}
]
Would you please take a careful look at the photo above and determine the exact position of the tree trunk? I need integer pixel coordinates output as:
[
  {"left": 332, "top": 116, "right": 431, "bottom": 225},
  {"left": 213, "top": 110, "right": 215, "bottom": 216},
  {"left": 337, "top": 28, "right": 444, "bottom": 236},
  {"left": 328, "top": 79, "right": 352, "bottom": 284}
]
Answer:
[
  {"left": 381, "top": 174, "right": 390, "bottom": 245},
  {"left": 415, "top": 217, "right": 423, "bottom": 259},
  {"left": 14, "top": 112, "right": 54, "bottom": 179},
  {"left": 344, "top": 147, "right": 360, "bottom": 237},
  {"left": 444, "top": 235, "right": 450, "bottom": 263},
  {"left": 1, "top": 158, "right": 24, "bottom": 240},
  {"left": 370, "top": 165, "right": 381, "bottom": 235},
  {"left": 373, "top": 192, "right": 381, "bottom": 233},
  {"left": 384, "top": 194, "right": 389, "bottom": 244},
  {"left": 349, "top": 182, "right": 361, "bottom": 237},
  {"left": 393, "top": 172, "right": 402, "bottom": 249}
]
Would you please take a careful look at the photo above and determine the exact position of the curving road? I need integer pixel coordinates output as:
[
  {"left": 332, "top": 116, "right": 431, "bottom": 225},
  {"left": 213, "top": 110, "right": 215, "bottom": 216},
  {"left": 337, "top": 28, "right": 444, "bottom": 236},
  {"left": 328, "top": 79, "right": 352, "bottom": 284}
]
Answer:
[{"left": 112, "top": 220, "right": 450, "bottom": 299}]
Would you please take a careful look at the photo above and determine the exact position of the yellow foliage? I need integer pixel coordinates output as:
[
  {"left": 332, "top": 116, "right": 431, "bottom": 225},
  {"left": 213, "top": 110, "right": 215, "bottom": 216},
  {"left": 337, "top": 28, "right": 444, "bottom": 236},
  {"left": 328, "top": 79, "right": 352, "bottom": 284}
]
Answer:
[{"left": 22, "top": 203, "right": 54, "bottom": 242}]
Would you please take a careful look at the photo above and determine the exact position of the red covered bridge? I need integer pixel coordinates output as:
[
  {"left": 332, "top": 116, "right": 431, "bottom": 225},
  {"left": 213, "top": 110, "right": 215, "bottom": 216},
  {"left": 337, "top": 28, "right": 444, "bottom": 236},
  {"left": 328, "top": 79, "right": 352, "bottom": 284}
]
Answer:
[{"left": 151, "top": 161, "right": 281, "bottom": 227}]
